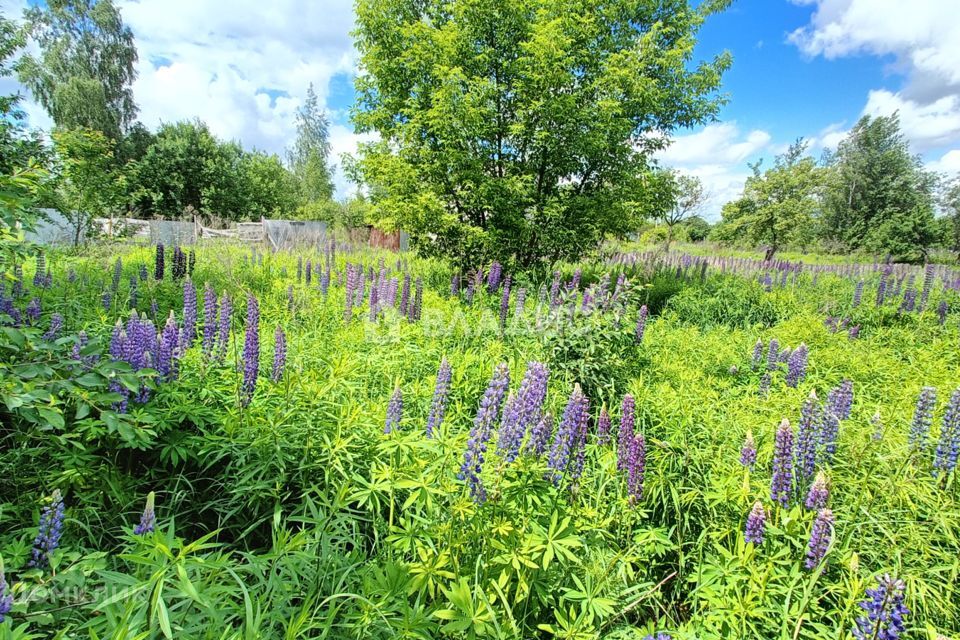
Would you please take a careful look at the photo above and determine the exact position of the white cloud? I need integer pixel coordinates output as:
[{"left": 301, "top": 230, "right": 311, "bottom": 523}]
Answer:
[
  {"left": 927, "top": 150, "right": 960, "bottom": 176},
  {"left": 789, "top": 0, "right": 960, "bottom": 155},
  {"left": 657, "top": 122, "right": 774, "bottom": 221}
]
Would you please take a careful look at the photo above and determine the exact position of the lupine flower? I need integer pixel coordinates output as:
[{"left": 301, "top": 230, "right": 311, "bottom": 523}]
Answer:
[
  {"left": 216, "top": 292, "right": 231, "bottom": 360},
  {"left": 770, "top": 418, "right": 794, "bottom": 507},
  {"left": 804, "top": 508, "right": 833, "bottom": 570},
  {"left": 899, "top": 289, "right": 917, "bottom": 313},
  {"left": 43, "top": 313, "right": 63, "bottom": 342},
  {"left": 157, "top": 312, "right": 180, "bottom": 381},
  {"left": 625, "top": 432, "right": 646, "bottom": 503},
  {"left": 933, "top": 387, "right": 960, "bottom": 478},
  {"left": 182, "top": 279, "right": 197, "bottom": 344},
  {"left": 26, "top": 297, "right": 41, "bottom": 323},
  {"left": 617, "top": 394, "right": 636, "bottom": 472},
  {"left": 766, "top": 338, "right": 779, "bottom": 371},
  {"left": 827, "top": 380, "right": 853, "bottom": 420},
  {"left": 547, "top": 384, "right": 589, "bottom": 485},
  {"left": 134, "top": 492, "right": 156, "bottom": 535},
  {"left": 635, "top": 305, "right": 648, "bottom": 343},
  {"left": 450, "top": 273, "right": 460, "bottom": 297},
  {"left": 202, "top": 283, "right": 218, "bottom": 355},
  {"left": 399, "top": 274, "right": 411, "bottom": 315},
  {"left": 369, "top": 284, "right": 380, "bottom": 321},
  {"left": 29, "top": 489, "right": 64, "bottom": 569},
  {"left": 487, "top": 262, "right": 502, "bottom": 292},
  {"left": 919, "top": 263, "right": 935, "bottom": 310},
  {"left": 937, "top": 300, "right": 948, "bottom": 325},
  {"left": 785, "top": 344, "right": 808, "bottom": 387},
  {"left": 796, "top": 391, "right": 821, "bottom": 480},
  {"left": 848, "top": 325, "right": 860, "bottom": 340},
  {"left": 111, "top": 257, "right": 122, "bottom": 292},
  {"left": 0, "top": 567, "right": 12, "bottom": 622},
  {"left": 513, "top": 287, "right": 526, "bottom": 320},
  {"left": 596, "top": 406, "right": 611, "bottom": 445},
  {"left": 154, "top": 243, "right": 165, "bottom": 280},
  {"left": 852, "top": 574, "right": 909, "bottom": 640},
  {"left": 426, "top": 357, "right": 452, "bottom": 438},
  {"left": 272, "top": 326, "right": 286, "bottom": 382},
  {"left": 740, "top": 430, "right": 757, "bottom": 468},
  {"left": 852, "top": 280, "right": 864, "bottom": 307},
  {"left": 499, "top": 276, "right": 511, "bottom": 330},
  {"left": 759, "top": 373, "right": 772, "bottom": 397},
  {"left": 569, "top": 269, "right": 581, "bottom": 291},
  {"left": 744, "top": 500, "right": 766, "bottom": 545},
  {"left": 876, "top": 266, "right": 890, "bottom": 306},
  {"left": 526, "top": 412, "right": 553, "bottom": 456},
  {"left": 459, "top": 363, "right": 510, "bottom": 503},
  {"left": 642, "top": 633, "right": 671, "bottom": 640},
  {"left": 549, "top": 271, "right": 561, "bottom": 308},
  {"left": 242, "top": 295, "right": 260, "bottom": 403},
  {"left": 497, "top": 362, "right": 548, "bottom": 461},
  {"left": 805, "top": 471, "right": 829, "bottom": 509},
  {"left": 384, "top": 385, "right": 403, "bottom": 433},
  {"left": 909, "top": 386, "right": 936, "bottom": 453},
  {"left": 101, "top": 290, "right": 112, "bottom": 313},
  {"left": 411, "top": 277, "right": 423, "bottom": 321},
  {"left": 751, "top": 339, "right": 764, "bottom": 370}
]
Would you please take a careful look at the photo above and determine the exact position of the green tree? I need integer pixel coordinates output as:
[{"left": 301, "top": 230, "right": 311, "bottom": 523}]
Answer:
[
  {"left": 938, "top": 176, "right": 960, "bottom": 260},
  {"left": 288, "top": 84, "right": 335, "bottom": 204},
  {"left": 15, "top": 0, "right": 138, "bottom": 138},
  {"left": 1, "top": 15, "right": 49, "bottom": 176},
  {"left": 351, "top": 0, "right": 731, "bottom": 269},
  {"left": 822, "top": 113, "right": 936, "bottom": 262},
  {"left": 241, "top": 151, "right": 299, "bottom": 219},
  {"left": 683, "top": 215, "right": 711, "bottom": 242},
  {"left": 52, "top": 127, "right": 125, "bottom": 244},
  {"left": 716, "top": 140, "right": 821, "bottom": 259},
  {"left": 657, "top": 170, "right": 705, "bottom": 251}
]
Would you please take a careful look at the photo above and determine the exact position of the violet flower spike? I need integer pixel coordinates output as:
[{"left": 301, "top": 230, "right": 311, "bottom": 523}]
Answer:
[
  {"left": 133, "top": 492, "right": 156, "bottom": 535},
  {"left": 426, "top": 358, "right": 452, "bottom": 438},
  {"left": 804, "top": 508, "right": 834, "bottom": 570},
  {"left": 744, "top": 500, "right": 766, "bottom": 545},
  {"left": 384, "top": 385, "right": 403, "bottom": 434},
  {"left": 770, "top": 418, "right": 794, "bottom": 508}
]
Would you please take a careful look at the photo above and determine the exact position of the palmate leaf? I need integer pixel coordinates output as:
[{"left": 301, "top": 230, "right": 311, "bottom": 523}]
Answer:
[{"left": 529, "top": 511, "right": 582, "bottom": 570}]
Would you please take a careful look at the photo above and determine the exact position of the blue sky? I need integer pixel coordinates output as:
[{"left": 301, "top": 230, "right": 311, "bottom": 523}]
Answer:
[{"left": 3, "top": 0, "right": 959, "bottom": 219}]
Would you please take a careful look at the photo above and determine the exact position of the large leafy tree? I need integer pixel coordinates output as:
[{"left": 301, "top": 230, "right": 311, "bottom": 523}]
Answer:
[
  {"left": 351, "top": 0, "right": 731, "bottom": 268},
  {"left": 715, "top": 140, "right": 821, "bottom": 259},
  {"left": 822, "top": 114, "right": 936, "bottom": 262},
  {"left": 288, "top": 83, "right": 335, "bottom": 206},
  {"left": 939, "top": 177, "right": 960, "bottom": 260},
  {"left": 657, "top": 170, "right": 705, "bottom": 251},
  {"left": 15, "top": 0, "right": 138, "bottom": 138}
]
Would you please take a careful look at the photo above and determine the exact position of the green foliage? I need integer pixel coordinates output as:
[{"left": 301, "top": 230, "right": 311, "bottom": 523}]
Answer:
[
  {"left": 15, "top": 0, "right": 138, "bottom": 138},
  {"left": 51, "top": 127, "right": 125, "bottom": 244},
  {"left": 351, "top": 0, "right": 732, "bottom": 268},
  {"left": 821, "top": 114, "right": 937, "bottom": 262},
  {"left": 288, "top": 83, "right": 335, "bottom": 205}
]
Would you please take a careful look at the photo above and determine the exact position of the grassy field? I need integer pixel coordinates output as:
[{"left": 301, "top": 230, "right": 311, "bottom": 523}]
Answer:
[{"left": 0, "top": 241, "right": 958, "bottom": 639}]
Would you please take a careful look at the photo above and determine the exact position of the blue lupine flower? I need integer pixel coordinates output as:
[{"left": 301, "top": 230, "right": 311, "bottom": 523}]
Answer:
[
  {"left": 933, "top": 388, "right": 960, "bottom": 478},
  {"left": 459, "top": 363, "right": 510, "bottom": 503},
  {"left": 202, "top": 283, "right": 218, "bottom": 356},
  {"left": 547, "top": 384, "right": 589, "bottom": 485},
  {"left": 617, "top": 394, "right": 636, "bottom": 472},
  {"left": 796, "top": 390, "right": 821, "bottom": 480},
  {"left": 384, "top": 385, "right": 403, "bottom": 433},
  {"left": 852, "top": 574, "right": 909, "bottom": 640},
  {"left": 805, "top": 471, "right": 829, "bottom": 510},
  {"left": 770, "top": 418, "right": 794, "bottom": 507},
  {"left": 0, "top": 568, "right": 12, "bottom": 622},
  {"left": 751, "top": 339, "right": 764, "bottom": 370},
  {"left": 272, "top": 326, "right": 286, "bottom": 382},
  {"left": 134, "top": 492, "right": 156, "bottom": 535},
  {"left": 426, "top": 357, "right": 452, "bottom": 438},
  {"left": 596, "top": 406, "right": 611, "bottom": 445},
  {"left": 785, "top": 343, "right": 808, "bottom": 387},
  {"left": 805, "top": 508, "right": 833, "bottom": 570},
  {"left": 740, "top": 430, "right": 757, "bottom": 468},
  {"left": 635, "top": 305, "right": 648, "bottom": 343},
  {"left": 909, "top": 386, "right": 936, "bottom": 453},
  {"left": 29, "top": 489, "right": 65, "bottom": 569},
  {"left": 745, "top": 500, "right": 766, "bottom": 545},
  {"left": 242, "top": 295, "right": 260, "bottom": 403}
]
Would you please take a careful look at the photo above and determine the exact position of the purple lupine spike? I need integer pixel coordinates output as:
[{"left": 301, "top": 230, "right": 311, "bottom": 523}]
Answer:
[
  {"left": 320, "top": 269, "right": 330, "bottom": 297},
  {"left": 242, "top": 295, "right": 260, "bottom": 403},
  {"left": 33, "top": 252, "right": 46, "bottom": 288},
  {"left": 899, "top": 288, "right": 917, "bottom": 313},
  {"left": 29, "top": 489, "right": 64, "bottom": 569},
  {"left": 202, "top": 283, "right": 218, "bottom": 355},
  {"left": 26, "top": 297, "right": 41, "bottom": 323},
  {"left": 547, "top": 384, "right": 589, "bottom": 485},
  {"left": 852, "top": 574, "right": 909, "bottom": 640},
  {"left": 411, "top": 277, "right": 423, "bottom": 321},
  {"left": 487, "top": 262, "right": 502, "bottom": 292},
  {"left": 154, "top": 243, "right": 165, "bottom": 280},
  {"left": 399, "top": 274, "right": 411, "bottom": 315},
  {"left": 426, "top": 357, "right": 452, "bottom": 438},
  {"left": 796, "top": 390, "right": 821, "bottom": 480},
  {"left": 909, "top": 386, "right": 936, "bottom": 454},
  {"left": 182, "top": 279, "right": 197, "bottom": 344},
  {"left": 744, "top": 500, "right": 766, "bottom": 545},
  {"left": 0, "top": 567, "right": 12, "bottom": 622},
  {"left": 933, "top": 387, "right": 960, "bottom": 478},
  {"left": 739, "top": 430, "right": 757, "bottom": 468},
  {"left": 297, "top": 256, "right": 303, "bottom": 282},
  {"left": 513, "top": 287, "right": 526, "bottom": 321},
  {"left": 459, "top": 363, "right": 510, "bottom": 503},
  {"left": 919, "top": 263, "right": 935, "bottom": 310},
  {"left": 157, "top": 312, "right": 179, "bottom": 381},
  {"left": 596, "top": 406, "right": 611, "bottom": 445},
  {"left": 827, "top": 380, "right": 853, "bottom": 421},
  {"left": 751, "top": 339, "right": 764, "bottom": 370},
  {"left": 384, "top": 385, "right": 403, "bottom": 433},
  {"left": 133, "top": 492, "right": 156, "bottom": 535},
  {"left": 369, "top": 282, "right": 380, "bottom": 321},
  {"left": 758, "top": 373, "right": 772, "bottom": 397},
  {"left": 569, "top": 269, "right": 581, "bottom": 291},
  {"left": 549, "top": 271, "right": 561, "bottom": 308},
  {"left": 852, "top": 280, "right": 864, "bottom": 308},
  {"left": 766, "top": 338, "right": 779, "bottom": 371},
  {"left": 804, "top": 508, "right": 834, "bottom": 570},
  {"left": 567, "top": 392, "right": 591, "bottom": 485},
  {"left": 870, "top": 411, "right": 884, "bottom": 441},
  {"left": 43, "top": 313, "right": 63, "bottom": 342},
  {"left": 937, "top": 300, "right": 948, "bottom": 325},
  {"left": 770, "top": 418, "right": 794, "bottom": 507},
  {"left": 499, "top": 276, "right": 511, "bottom": 329},
  {"left": 805, "top": 471, "right": 829, "bottom": 510},
  {"left": 642, "top": 634, "right": 671, "bottom": 640},
  {"left": 635, "top": 305, "right": 648, "bottom": 343},
  {"left": 848, "top": 325, "right": 860, "bottom": 340},
  {"left": 876, "top": 266, "right": 890, "bottom": 306},
  {"left": 785, "top": 344, "right": 808, "bottom": 388},
  {"left": 305, "top": 259, "right": 312, "bottom": 285},
  {"left": 497, "top": 393, "right": 522, "bottom": 458},
  {"left": 450, "top": 273, "right": 460, "bottom": 297},
  {"left": 216, "top": 292, "right": 232, "bottom": 361},
  {"left": 498, "top": 361, "right": 548, "bottom": 461},
  {"left": 626, "top": 432, "right": 646, "bottom": 503},
  {"left": 526, "top": 412, "right": 553, "bottom": 456},
  {"left": 617, "top": 394, "right": 636, "bottom": 472},
  {"left": 272, "top": 326, "right": 286, "bottom": 382}
]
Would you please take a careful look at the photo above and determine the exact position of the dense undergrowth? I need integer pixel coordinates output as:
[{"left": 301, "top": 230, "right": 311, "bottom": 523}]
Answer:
[{"left": 0, "top": 242, "right": 958, "bottom": 639}]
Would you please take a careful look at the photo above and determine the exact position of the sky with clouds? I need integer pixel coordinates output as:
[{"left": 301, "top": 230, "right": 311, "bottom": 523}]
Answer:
[{"left": 2, "top": 0, "right": 959, "bottom": 219}]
